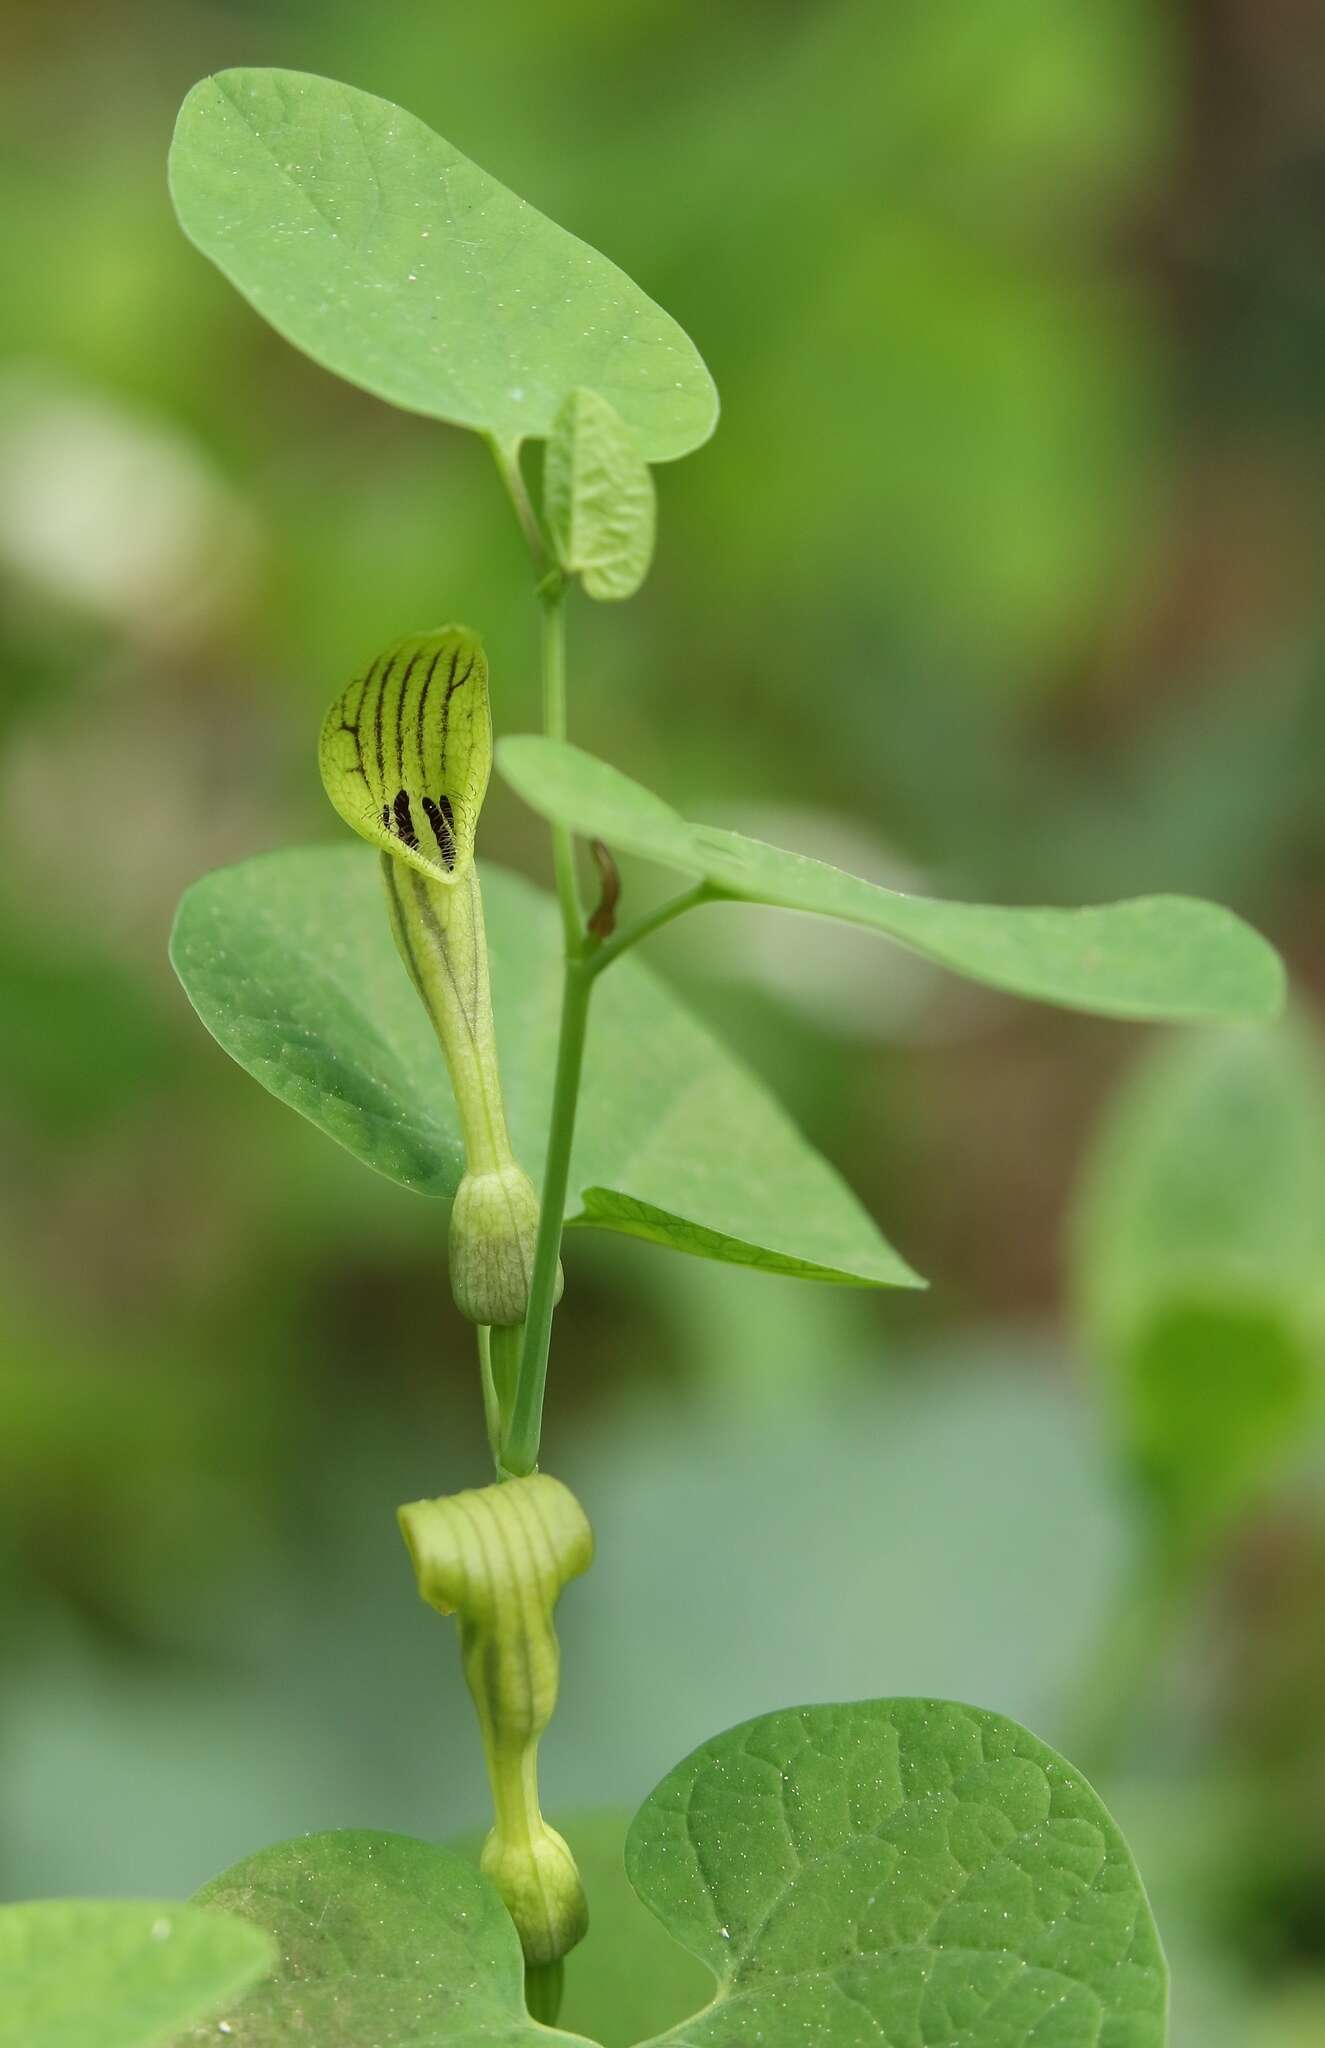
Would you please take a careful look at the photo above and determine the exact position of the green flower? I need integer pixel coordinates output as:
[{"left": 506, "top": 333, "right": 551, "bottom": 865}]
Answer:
[
  {"left": 321, "top": 629, "right": 558, "bottom": 1326},
  {"left": 399, "top": 1474, "right": 593, "bottom": 1963}
]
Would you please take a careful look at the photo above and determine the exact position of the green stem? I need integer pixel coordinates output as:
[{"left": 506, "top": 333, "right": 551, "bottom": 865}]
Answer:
[
  {"left": 478, "top": 1326, "right": 527, "bottom": 1477},
  {"left": 502, "top": 958, "right": 593, "bottom": 1477},
  {"left": 586, "top": 881, "right": 716, "bottom": 978},
  {"left": 489, "top": 1324, "right": 523, "bottom": 1461},
  {"left": 524, "top": 1960, "right": 565, "bottom": 2027},
  {"left": 482, "top": 434, "right": 587, "bottom": 1476},
  {"left": 499, "top": 881, "right": 714, "bottom": 1472},
  {"left": 477, "top": 1327, "right": 503, "bottom": 1472},
  {"left": 539, "top": 584, "right": 584, "bottom": 947},
  {"left": 485, "top": 438, "right": 581, "bottom": 944},
  {"left": 488, "top": 436, "right": 547, "bottom": 574}
]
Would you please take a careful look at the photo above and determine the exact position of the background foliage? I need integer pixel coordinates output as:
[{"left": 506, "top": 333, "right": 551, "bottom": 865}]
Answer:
[{"left": 3, "top": 4, "right": 1325, "bottom": 2044}]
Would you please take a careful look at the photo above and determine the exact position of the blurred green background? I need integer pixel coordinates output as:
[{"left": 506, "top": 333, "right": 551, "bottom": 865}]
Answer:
[{"left": 4, "top": 3, "right": 1325, "bottom": 2042}]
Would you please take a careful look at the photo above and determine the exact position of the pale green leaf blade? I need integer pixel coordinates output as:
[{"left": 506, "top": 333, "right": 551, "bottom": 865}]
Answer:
[
  {"left": 170, "top": 1831, "right": 591, "bottom": 2045},
  {"left": 545, "top": 389, "right": 657, "bottom": 600},
  {"left": 625, "top": 1700, "right": 1168, "bottom": 2048},
  {"left": 169, "top": 70, "right": 718, "bottom": 460},
  {"left": 497, "top": 736, "right": 1285, "bottom": 1023},
  {"left": 1072, "top": 1023, "right": 1325, "bottom": 1549},
  {"left": 500, "top": 735, "right": 695, "bottom": 870},
  {"left": 169, "top": 848, "right": 919, "bottom": 1288},
  {"left": 0, "top": 1899, "right": 274, "bottom": 2048}
]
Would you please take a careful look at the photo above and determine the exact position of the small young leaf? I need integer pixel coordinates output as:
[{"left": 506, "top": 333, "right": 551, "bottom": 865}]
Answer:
[
  {"left": 0, "top": 1898, "right": 274, "bottom": 2048},
  {"left": 170, "top": 849, "right": 920, "bottom": 1289},
  {"left": 1072, "top": 1023, "right": 1325, "bottom": 1552},
  {"left": 319, "top": 626, "right": 490, "bottom": 888},
  {"left": 545, "top": 389, "right": 657, "bottom": 600},
  {"left": 497, "top": 736, "right": 1286, "bottom": 1023},
  {"left": 172, "top": 1831, "right": 591, "bottom": 2045},
  {"left": 169, "top": 70, "right": 718, "bottom": 461},
  {"left": 626, "top": 1699, "right": 1168, "bottom": 2047}
]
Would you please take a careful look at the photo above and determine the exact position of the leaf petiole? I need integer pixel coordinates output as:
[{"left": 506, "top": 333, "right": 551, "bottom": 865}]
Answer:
[
  {"left": 502, "top": 955, "right": 593, "bottom": 1477},
  {"left": 487, "top": 436, "right": 548, "bottom": 575},
  {"left": 538, "top": 584, "right": 584, "bottom": 948},
  {"left": 584, "top": 879, "right": 716, "bottom": 978},
  {"left": 476, "top": 1326, "right": 503, "bottom": 1471}
]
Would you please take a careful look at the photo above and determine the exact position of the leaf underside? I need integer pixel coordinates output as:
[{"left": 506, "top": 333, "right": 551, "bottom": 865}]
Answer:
[
  {"left": 496, "top": 737, "right": 1285, "bottom": 1024},
  {"left": 0, "top": 1897, "right": 274, "bottom": 2048},
  {"left": 170, "top": 848, "right": 918, "bottom": 1289},
  {"left": 168, "top": 69, "right": 717, "bottom": 460}
]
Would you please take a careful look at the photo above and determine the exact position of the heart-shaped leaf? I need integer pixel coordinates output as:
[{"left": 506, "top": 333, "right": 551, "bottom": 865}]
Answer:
[
  {"left": 497, "top": 737, "right": 1285, "bottom": 1023},
  {"left": 171, "top": 1831, "right": 591, "bottom": 2045},
  {"left": 0, "top": 1898, "right": 274, "bottom": 2048},
  {"left": 545, "top": 389, "right": 657, "bottom": 601},
  {"left": 170, "top": 849, "right": 919, "bottom": 1288},
  {"left": 169, "top": 70, "right": 717, "bottom": 462},
  {"left": 626, "top": 1699, "right": 1168, "bottom": 2047},
  {"left": 1072, "top": 1022, "right": 1325, "bottom": 1552}
]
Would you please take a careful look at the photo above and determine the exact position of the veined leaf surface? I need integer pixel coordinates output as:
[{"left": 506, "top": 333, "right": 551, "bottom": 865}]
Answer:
[
  {"left": 172, "top": 1832, "right": 590, "bottom": 2045},
  {"left": 626, "top": 1700, "right": 1168, "bottom": 2047},
  {"left": 545, "top": 388, "right": 657, "bottom": 600}
]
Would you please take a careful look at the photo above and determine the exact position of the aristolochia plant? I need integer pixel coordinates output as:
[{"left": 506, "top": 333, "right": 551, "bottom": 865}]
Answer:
[{"left": 5, "top": 65, "right": 1289, "bottom": 2048}]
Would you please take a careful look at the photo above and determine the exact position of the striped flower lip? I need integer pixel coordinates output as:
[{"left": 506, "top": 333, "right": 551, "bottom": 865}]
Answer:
[{"left": 319, "top": 624, "right": 491, "bottom": 885}]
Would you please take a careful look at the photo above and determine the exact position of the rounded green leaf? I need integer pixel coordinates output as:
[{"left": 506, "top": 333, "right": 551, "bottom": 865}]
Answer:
[
  {"left": 497, "top": 736, "right": 1286, "bottom": 1023},
  {"left": 169, "top": 70, "right": 718, "bottom": 460},
  {"left": 626, "top": 1699, "right": 1168, "bottom": 2047},
  {"left": 0, "top": 1898, "right": 274, "bottom": 2048},
  {"left": 169, "top": 848, "right": 919, "bottom": 1289},
  {"left": 173, "top": 1831, "right": 590, "bottom": 2045},
  {"left": 545, "top": 389, "right": 657, "bottom": 600}
]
